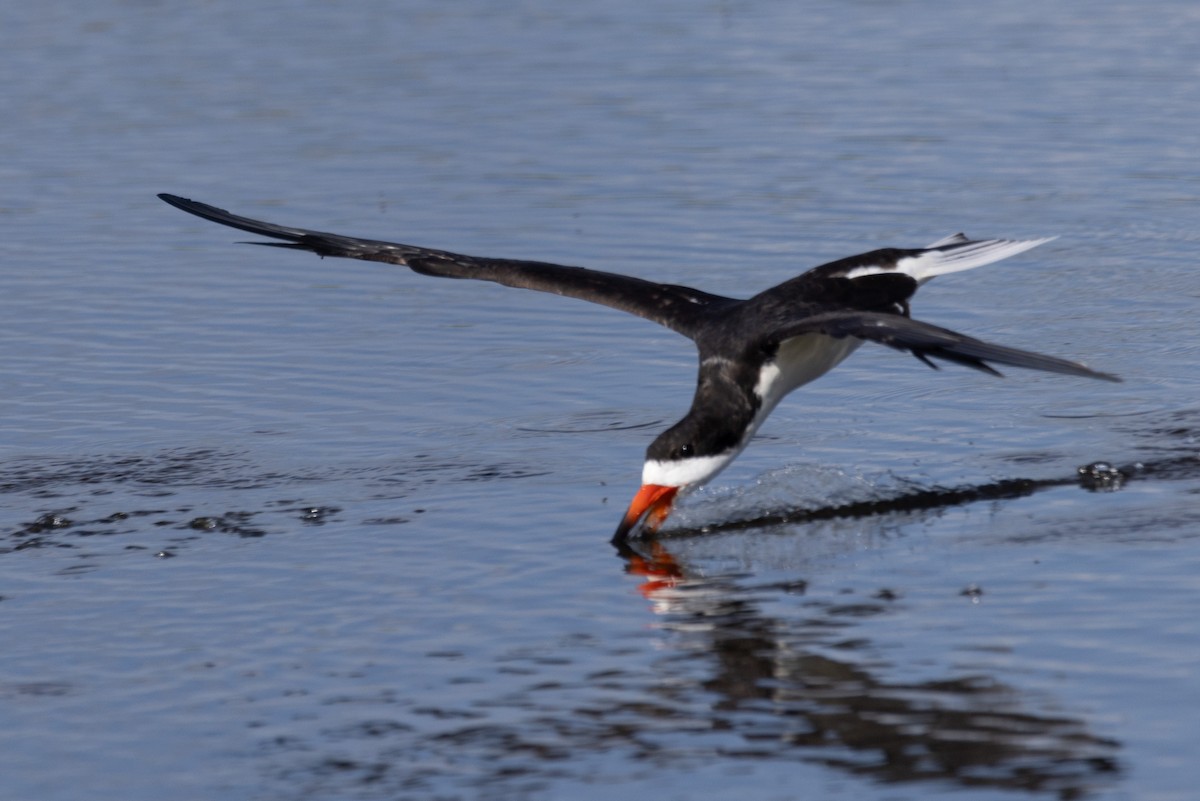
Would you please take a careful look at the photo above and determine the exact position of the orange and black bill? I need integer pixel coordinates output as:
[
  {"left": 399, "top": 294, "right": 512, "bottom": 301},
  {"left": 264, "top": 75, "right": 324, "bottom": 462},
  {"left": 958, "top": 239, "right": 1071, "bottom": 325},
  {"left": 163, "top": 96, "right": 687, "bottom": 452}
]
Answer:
[{"left": 612, "top": 484, "right": 678, "bottom": 543}]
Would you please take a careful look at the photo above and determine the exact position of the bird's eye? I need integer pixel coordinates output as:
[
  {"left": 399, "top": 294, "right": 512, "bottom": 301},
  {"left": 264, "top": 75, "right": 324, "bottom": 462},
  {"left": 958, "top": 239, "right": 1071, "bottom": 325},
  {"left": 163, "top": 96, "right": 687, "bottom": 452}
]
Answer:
[{"left": 678, "top": 443, "right": 694, "bottom": 458}]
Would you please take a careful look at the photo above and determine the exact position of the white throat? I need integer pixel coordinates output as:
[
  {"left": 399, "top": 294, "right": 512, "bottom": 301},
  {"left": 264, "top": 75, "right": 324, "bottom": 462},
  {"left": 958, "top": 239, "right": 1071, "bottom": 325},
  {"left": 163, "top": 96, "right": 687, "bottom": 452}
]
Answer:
[{"left": 642, "top": 451, "right": 735, "bottom": 488}]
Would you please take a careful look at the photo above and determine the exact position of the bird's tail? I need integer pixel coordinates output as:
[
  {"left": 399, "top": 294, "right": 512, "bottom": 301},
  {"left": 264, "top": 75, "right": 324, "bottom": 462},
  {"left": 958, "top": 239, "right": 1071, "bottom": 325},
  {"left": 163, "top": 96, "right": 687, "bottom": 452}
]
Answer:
[{"left": 904, "top": 236, "right": 1057, "bottom": 283}]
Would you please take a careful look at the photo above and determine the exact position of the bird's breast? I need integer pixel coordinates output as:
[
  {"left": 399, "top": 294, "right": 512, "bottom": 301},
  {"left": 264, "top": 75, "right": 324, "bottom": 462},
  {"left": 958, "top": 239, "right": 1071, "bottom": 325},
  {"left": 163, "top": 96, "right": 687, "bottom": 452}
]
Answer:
[{"left": 752, "top": 333, "right": 864, "bottom": 425}]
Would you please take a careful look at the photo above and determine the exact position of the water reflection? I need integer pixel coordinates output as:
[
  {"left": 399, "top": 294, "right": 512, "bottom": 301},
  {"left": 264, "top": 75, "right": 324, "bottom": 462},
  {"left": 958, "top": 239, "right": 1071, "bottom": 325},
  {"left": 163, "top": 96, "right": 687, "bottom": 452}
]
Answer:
[
  {"left": 15, "top": 422, "right": 1200, "bottom": 797},
  {"left": 614, "top": 538, "right": 1120, "bottom": 798}
]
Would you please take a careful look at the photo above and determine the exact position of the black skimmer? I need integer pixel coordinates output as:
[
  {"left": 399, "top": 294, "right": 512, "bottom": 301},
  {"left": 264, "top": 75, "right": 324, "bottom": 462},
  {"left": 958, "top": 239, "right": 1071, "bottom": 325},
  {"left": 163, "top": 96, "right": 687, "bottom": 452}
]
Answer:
[{"left": 158, "top": 194, "right": 1119, "bottom": 542}]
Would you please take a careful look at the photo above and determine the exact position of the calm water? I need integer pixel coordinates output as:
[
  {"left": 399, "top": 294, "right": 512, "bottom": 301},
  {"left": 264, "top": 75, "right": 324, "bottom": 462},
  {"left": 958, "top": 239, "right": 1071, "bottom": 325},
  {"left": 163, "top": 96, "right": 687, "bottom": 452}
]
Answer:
[{"left": 3, "top": 2, "right": 1199, "bottom": 799}]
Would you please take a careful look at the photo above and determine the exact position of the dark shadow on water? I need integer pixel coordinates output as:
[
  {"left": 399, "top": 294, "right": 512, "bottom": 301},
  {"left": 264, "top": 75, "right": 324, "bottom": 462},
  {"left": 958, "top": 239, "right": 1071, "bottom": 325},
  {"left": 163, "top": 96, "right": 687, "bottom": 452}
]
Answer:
[
  {"left": 588, "top": 418, "right": 1200, "bottom": 798},
  {"left": 612, "top": 539, "right": 1120, "bottom": 799},
  {"left": 267, "top": 446, "right": 1182, "bottom": 800},
  {"left": 653, "top": 454, "right": 1200, "bottom": 541},
  {"left": 9, "top": 414, "right": 1200, "bottom": 797},
  {"left": 269, "top": 530, "right": 1124, "bottom": 800}
]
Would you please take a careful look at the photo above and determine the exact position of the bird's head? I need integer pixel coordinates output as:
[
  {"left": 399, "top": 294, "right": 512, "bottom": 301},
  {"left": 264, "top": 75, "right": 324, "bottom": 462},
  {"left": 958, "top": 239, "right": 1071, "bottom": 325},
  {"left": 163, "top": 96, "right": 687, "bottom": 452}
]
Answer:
[{"left": 612, "top": 413, "right": 745, "bottom": 542}]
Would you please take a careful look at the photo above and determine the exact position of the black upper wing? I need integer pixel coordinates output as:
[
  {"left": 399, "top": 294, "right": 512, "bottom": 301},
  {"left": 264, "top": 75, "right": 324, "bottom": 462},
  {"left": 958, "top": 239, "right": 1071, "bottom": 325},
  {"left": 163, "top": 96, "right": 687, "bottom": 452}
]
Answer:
[
  {"left": 767, "top": 311, "right": 1121, "bottom": 382},
  {"left": 159, "top": 194, "right": 732, "bottom": 339}
]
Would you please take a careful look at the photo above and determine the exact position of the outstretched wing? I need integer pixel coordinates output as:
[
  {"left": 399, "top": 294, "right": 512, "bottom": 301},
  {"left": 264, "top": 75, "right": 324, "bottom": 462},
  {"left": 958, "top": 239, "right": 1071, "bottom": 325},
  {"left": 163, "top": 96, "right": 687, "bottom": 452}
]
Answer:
[
  {"left": 767, "top": 311, "right": 1120, "bottom": 381},
  {"left": 159, "top": 194, "right": 732, "bottom": 339}
]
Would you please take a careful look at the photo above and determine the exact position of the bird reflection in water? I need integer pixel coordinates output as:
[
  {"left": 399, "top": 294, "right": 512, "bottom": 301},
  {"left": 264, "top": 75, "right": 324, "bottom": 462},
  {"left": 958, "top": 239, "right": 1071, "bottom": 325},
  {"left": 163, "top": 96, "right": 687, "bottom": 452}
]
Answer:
[{"left": 612, "top": 537, "right": 1120, "bottom": 798}]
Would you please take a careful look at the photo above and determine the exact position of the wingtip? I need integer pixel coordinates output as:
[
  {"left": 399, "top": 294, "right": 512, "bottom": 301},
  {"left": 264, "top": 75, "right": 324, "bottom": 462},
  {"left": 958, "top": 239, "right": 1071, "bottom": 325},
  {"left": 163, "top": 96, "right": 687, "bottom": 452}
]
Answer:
[
  {"left": 158, "top": 193, "right": 209, "bottom": 215},
  {"left": 1052, "top": 357, "right": 1121, "bottom": 384}
]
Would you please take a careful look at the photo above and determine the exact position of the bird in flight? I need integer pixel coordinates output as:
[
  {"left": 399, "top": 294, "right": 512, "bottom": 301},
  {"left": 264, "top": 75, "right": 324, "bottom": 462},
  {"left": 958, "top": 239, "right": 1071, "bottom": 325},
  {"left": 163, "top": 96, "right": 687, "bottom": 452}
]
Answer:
[{"left": 158, "top": 194, "right": 1118, "bottom": 542}]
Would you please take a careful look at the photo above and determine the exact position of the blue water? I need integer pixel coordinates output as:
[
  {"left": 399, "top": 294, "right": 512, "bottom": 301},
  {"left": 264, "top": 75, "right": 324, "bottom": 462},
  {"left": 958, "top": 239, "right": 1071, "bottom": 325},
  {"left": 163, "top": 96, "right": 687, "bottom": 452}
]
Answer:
[{"left": 3, "top": 2, "right": 1199, "bottom": 799}]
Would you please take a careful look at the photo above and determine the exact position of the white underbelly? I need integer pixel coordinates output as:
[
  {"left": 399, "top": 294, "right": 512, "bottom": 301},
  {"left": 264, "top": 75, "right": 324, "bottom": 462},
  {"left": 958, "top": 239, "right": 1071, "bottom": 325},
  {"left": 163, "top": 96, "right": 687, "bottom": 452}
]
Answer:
[{"left": 750, "top": 333, "right": 863, "bottom": 436}]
